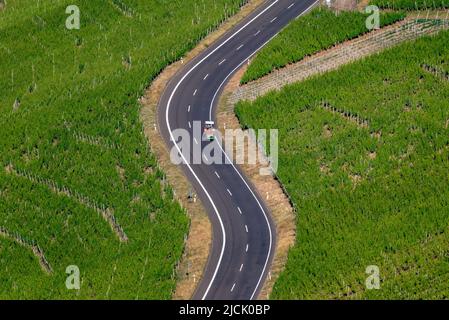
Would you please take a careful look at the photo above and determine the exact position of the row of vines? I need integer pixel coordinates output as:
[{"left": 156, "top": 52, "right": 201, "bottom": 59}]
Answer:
[
  {"left": 370, "top": 0, "right": 449, "bottom": 10},
  {"left": 0, "top": 0, "right": 250, "bottom": 299},
  {"left": 241, "top": 7, "right": 405, "bottom": 84},
  {"left": 236, "top": 29, "right": 449, "bottom": 299}
]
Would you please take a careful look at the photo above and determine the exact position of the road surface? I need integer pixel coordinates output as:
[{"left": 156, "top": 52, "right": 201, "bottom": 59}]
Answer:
[{"left": 158, "top": 0, "right": 318, "bottom": 300}]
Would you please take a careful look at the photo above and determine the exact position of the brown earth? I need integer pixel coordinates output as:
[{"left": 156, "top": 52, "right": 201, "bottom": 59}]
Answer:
[{"left": 331, "top": 0, "right": 358, "bottom": 11}]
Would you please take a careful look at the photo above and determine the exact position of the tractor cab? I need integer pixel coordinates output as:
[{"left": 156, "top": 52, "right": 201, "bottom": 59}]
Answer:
[{"left": 204, "top": 121, "right": 215, "bottom": 141}]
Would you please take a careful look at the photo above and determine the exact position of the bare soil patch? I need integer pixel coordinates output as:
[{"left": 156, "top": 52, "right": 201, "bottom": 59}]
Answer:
[{"left": 330, "top": 0, "right": 357, "bottom": 12}]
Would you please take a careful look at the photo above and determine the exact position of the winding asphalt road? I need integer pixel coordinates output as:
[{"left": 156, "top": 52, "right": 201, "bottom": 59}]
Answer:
[{"left": 158, "top": 0, "right": 318, "bottom": 300}]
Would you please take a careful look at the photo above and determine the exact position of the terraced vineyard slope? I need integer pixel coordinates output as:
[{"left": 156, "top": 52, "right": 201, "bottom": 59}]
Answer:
[
  {"left": 0, "top": 0, "right": 248, "bottom": 299},
  {"left": 241, "top": 7, "right": 405, "bottom": 84},
  {"left": 370, "top": 0, "right": 449, "bottom": 10},
  {"left": 232, "top": 18, "right": 448, "bottom": 103},
  {"left": 236, "top": 27, "right": 449, "bottom": 299}
]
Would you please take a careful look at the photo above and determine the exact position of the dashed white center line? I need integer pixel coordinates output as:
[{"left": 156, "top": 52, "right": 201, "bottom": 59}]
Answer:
[
  {"left": 188, "top": 121, "right": 191, "bottom": 128},
  {"left": 239, "top": 264, "right": 244, "bottom": 272},
  {"left": 245, "top": 225, "right": 249, "bottom": 233},
  {"left": 237, "top": 207, "right": 242, "bottom": 214},
  {"left": 236, "top": 44, "right": 244, "bottom": 51},
  {"left": 187, "top": 105, "right": 191, "bottom": 112},
  {"left": 194, "top": 137, "right": 199, "bottom": 145},
  {"left": 227, "top": 189, "right": 232, "bottom": 196},
  {"left": 193, "top": 89, "right": 197, "bottom": 96},
  {"left": 254, "top": 30, "right": 260, "bottom": 36},
  {"left": 218, "top": 59, "right": 226, "bottom": 66},
  {"left": 203, "top": 74, "right": 209, "bottom": 80},
  {"left": 245, "top": 244, "right": 249, "bottom": 252},
  {"left": 203, "top": 154, "right": 209, "bottom": 162},
  {"left": 231, "top": 283, "right": 236, "bottom": 292},
  {"left": 270, "top": 17, "right": 277, "bottom": 23},
  {"left": 287, "top": 3, "right": 294, "bottom": 9},
  {"left": 215, "top": 171, "right": 220, "bottom": 179}
]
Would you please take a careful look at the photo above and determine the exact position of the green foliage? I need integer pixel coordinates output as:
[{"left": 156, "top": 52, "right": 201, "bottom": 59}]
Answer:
[
  {"left": 241, "top": 8, "right": 405, "bottom": 84},
  {"left": 370, "top": 0, "right": 449, "bottom": 10},
  {"left": 0, "top": 0, "right": 248, "bottom": 299},
  {"left": 236, "top": 29, "right": 449, "bottom": 299}
]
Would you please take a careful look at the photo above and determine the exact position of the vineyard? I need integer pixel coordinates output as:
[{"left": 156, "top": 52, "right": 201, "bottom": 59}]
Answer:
[
  {"left": 0, "top": 0, "right": 248, "bottom": 299},
  {"left": 235, "top": 28, "right": 449, "bottom": 299},
  {"left": 370, "top": 0, "right": 449, "bottom": 10},
  {"left": 241, "top": 7, "right": 405, "bottom": 84}
]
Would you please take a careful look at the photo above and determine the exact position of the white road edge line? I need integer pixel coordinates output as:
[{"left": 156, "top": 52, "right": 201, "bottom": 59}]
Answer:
[
  {"left": 208, "top": 0, "right": 319, "bottom": 121},
  {"left": 207, "top": 0, "right": 319, "bottom": 299},
  {"left": 166, "top": 0, "right": 317, "bottom": 301}
]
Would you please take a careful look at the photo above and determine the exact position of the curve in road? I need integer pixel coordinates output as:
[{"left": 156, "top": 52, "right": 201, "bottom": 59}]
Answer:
[{"left": 158, "top": 0, "right": 318, "bottom": 300}]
